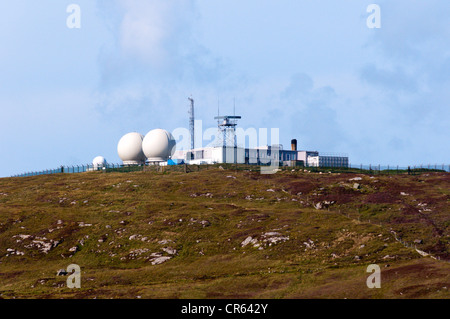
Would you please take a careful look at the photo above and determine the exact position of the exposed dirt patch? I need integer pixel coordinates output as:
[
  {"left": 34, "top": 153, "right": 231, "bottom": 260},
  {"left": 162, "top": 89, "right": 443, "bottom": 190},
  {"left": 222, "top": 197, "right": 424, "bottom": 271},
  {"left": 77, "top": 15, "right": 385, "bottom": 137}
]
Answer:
[
  {"left": 0, "top": 271, "right": 25, "bottom": 279},
  {"left": 365, "top": 192, "right": 400, "bottom": 204},
  {"left": 285, "top": 181, "right": 319, "bottom": 195}
]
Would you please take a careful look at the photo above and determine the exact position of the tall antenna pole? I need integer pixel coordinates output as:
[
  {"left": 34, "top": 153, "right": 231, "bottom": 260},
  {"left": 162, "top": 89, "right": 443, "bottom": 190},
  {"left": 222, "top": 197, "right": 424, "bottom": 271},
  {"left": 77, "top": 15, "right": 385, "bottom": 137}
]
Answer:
[
  {"left": 217, "top": 98, "right": 220, "bottom": 126},
  {"left": 233, "top": 98, "right": 237, "bottom": 148},
  {"left": 233, "top": 97, "right": 236, "bottom": 117},
  {"left": 188, "top": 97, "right": 195, "bottom": 150}
]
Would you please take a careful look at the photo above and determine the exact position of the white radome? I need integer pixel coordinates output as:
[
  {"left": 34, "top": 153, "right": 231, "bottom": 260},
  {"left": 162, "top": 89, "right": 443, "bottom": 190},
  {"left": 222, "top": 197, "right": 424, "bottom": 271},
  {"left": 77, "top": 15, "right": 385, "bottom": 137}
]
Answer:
[
  {"left": 142, "top": 129, "right": 176, "bottom": 162},
  {"left": 93, "top": 156, "right": 107, "bottom": 169},
  {"left": 117, "top": 132, "right": 146, "bottom": 165}
]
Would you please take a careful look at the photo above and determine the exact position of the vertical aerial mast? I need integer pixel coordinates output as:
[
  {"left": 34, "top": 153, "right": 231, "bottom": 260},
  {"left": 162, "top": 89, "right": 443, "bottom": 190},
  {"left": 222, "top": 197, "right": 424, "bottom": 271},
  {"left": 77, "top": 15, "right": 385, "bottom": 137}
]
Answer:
[{"left": 188, "top": 97, "right": 195, "bottom": 150}]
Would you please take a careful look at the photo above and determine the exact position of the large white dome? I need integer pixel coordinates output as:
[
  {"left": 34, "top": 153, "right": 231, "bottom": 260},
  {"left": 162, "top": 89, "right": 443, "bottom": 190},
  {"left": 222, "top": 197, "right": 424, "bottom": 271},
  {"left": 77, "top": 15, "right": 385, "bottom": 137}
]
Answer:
[
  {"left": 142, "top": 129, "right": 176, "bottom": 162},
  {"left": 92, "top": 156, "right": 107, "bottom": 169},
  {"left": 117, "top": 132, "right": 146, "bottom": 165}
]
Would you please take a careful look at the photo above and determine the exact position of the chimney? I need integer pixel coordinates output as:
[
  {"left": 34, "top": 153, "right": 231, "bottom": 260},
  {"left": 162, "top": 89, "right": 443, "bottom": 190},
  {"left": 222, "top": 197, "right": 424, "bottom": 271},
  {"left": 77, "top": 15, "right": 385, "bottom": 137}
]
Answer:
[{"left": 291, "top": 139, "right": 297, "bottom": 151}]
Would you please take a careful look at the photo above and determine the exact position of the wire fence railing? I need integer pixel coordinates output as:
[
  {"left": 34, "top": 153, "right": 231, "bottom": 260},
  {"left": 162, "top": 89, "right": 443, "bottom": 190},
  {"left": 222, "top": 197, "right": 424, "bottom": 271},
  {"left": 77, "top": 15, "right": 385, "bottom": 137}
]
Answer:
[
  {"left": 349, "top": 163, "right": 450, "bottom": 173},
  {"left": 10, "top": 162, "right": 450, "bottom": 178},
  {"left": 349, "top": 163, "right": 450, "bottom": 172},
  {"left": 11, "top": 163, "right": 136, "bottom": 177}
]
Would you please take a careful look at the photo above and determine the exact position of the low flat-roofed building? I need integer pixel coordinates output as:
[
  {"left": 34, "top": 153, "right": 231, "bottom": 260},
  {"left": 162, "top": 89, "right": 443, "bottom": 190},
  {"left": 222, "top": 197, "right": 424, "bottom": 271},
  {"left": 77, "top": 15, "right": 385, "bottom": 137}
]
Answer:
[{"left": 172, "top": 145, "right": 348, "bottom": 168}]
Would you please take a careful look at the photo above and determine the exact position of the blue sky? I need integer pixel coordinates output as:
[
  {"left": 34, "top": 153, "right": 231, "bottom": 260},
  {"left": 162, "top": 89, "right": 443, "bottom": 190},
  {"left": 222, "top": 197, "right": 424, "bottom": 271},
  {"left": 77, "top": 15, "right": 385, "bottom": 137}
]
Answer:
[{"left": 0, "top": 0, "right": 449, "bottom": 177}]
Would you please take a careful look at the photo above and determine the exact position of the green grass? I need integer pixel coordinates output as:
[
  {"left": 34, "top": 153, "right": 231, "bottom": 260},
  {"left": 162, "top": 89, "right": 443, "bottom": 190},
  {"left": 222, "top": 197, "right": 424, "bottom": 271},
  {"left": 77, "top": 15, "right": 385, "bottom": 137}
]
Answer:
[{"left": 0, "top": 168, "right": 449, "bottom": 299}]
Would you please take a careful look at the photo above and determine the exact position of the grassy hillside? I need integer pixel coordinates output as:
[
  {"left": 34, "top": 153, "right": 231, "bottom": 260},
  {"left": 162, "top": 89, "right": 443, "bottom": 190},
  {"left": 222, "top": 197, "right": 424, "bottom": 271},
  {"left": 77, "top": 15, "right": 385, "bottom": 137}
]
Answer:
[{"left": 0, "top": 167, "right": 449, "bottom": 299}]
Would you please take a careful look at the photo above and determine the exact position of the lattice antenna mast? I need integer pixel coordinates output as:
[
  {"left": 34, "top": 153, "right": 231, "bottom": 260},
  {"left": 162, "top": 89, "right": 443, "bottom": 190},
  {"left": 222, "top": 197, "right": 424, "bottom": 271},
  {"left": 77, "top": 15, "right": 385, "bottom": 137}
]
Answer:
[
  {"left": 188, "top": 97, "right": 195, "bottom": 150},
  {"left": 214, "top": 114, "right": 242, "bottom": 148}
]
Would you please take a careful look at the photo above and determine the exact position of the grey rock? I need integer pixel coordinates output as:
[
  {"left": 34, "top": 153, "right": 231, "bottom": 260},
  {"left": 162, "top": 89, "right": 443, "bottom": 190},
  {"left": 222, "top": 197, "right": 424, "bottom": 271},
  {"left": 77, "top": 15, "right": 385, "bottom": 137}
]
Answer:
[
  {"left": 162, "top": 247, "right": 177, "bottom": 255},
  {"left": 151, "top": 256, "right": 172, "bottom": 265}
]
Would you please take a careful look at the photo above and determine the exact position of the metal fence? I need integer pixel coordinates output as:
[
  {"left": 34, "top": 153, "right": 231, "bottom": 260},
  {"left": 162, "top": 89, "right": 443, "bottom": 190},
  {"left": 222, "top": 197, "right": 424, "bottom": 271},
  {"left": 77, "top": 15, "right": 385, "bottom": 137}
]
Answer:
[
  {"left": 11, "top": 163, "right": 129, "bottom": 177},
  {"left": 10, "top": 162, "right": 450, "bottom": 178},
  {"left": 348, "top": 163, "right": 450, "bottom": 173}
]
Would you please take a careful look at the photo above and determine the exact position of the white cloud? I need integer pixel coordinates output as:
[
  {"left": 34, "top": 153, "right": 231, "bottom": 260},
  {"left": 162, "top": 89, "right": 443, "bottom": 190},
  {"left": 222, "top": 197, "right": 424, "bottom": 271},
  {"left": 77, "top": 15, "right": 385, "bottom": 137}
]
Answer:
[{"left": 117, "top": 0, "right": 195, "bottom": 67}]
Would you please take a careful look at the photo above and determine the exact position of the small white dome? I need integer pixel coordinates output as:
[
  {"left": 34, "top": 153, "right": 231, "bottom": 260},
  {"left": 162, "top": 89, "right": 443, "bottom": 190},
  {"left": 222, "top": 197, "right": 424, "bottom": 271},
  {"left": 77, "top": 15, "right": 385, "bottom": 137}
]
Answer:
[
  {"left": 142, "top": 129, "right": 176, "bottom": 162},
  {"left": 117, "top": 132, "right": 146, "bottom": 165},
  {"left": 93, "top": 156, "right": 107, "bottom": 169}
]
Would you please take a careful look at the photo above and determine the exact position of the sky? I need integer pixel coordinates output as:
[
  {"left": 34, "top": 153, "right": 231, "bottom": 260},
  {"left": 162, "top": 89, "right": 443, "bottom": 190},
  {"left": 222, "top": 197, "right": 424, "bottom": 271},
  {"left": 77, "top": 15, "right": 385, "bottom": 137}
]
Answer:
[{"left": 0, "top": 0, "right": 449, "bottom": 177}]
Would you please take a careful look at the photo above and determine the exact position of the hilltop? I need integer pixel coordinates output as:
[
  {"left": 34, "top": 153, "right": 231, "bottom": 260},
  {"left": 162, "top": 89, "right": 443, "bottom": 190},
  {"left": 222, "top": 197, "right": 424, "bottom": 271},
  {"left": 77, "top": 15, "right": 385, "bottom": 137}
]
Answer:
[{"left": 0, "top": 167, "right": 449, "bottom": 299}]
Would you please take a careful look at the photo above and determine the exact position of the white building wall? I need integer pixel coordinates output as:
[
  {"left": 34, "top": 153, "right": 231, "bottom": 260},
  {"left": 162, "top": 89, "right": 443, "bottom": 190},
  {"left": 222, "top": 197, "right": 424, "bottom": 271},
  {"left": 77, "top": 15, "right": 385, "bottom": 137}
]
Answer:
[
  {"left": 224, "top": 147, "right": 245, "bottom": 164},
  {"left": 211, "top": 147, "right": 223, "bottom": 163},
  {"left": 307, "top": 156, "right": 320, "bottom": 167}
]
